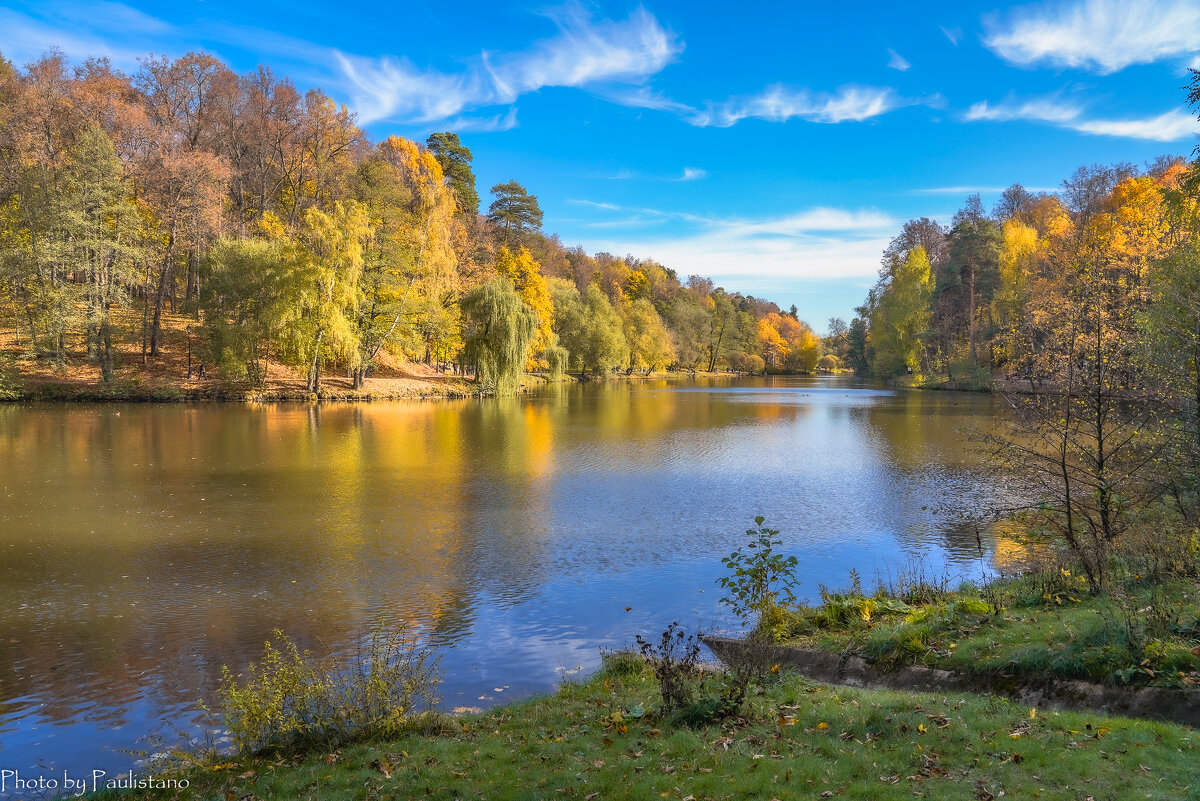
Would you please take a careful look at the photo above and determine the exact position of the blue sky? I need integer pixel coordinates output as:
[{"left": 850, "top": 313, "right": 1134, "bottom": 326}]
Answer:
[{"left": 3, "top": 0, "right": 1199, "bottom": 327}]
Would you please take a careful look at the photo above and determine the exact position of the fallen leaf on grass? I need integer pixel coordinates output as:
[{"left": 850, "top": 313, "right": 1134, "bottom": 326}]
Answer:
[{"left": 369, "top": 759, "right": 392, "bottom": 778}]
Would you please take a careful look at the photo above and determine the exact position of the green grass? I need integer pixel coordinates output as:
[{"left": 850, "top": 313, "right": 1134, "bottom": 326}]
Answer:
[
  {"left": 103, "top": 658, "right": 1200, "bottom": 801},
  {"left": 766, "top": 574, "right": 1200, "bottom": 688}
]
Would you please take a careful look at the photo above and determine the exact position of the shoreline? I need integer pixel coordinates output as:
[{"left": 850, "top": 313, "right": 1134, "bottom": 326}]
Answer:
[
  {"left": 88, "top": 649, "right": 1199, "bottom": 800},
  {"left": 0, "top": 367, "right": 781, "bottom": 404}
]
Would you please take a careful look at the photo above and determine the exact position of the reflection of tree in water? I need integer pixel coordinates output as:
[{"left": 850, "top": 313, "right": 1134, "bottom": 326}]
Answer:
[
  {"left": 0, "top": 378, "right": 1028, "bottom": 773},
  {"left": 0, "top": 400, "right": 553, "bottom": 727},
  {"left": 850, "top": 389, "right": 1029, "bottom": 564}
]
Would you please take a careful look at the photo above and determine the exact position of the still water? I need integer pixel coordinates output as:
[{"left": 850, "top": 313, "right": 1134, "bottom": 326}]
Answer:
[{"left": 0, "top": 376, "right": 1007, "bottom": 786}]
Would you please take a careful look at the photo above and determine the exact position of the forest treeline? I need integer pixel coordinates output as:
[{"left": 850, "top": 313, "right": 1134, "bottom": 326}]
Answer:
[
  {"left": 837, "top": 158, "right": 1200, "bottom": 388},
  {"left": 833, "top": 70, "right": 1200, "bottom": 584},
  {"left": 835, "top": 72, "right": 1200, "bottom": 399},
  {"left": 0, "top": 51, "right": 825, "bottom": 394}
]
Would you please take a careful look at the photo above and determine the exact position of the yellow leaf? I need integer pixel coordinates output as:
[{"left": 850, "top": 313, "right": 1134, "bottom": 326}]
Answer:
[
  {"left": 1029, "top": 708, "right": 1037, "bottom": 719},
  {"left": 817, "top": 722, "right": 829, "bottom": 730}
]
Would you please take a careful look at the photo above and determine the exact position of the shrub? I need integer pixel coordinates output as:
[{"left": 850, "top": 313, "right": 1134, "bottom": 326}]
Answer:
[
  {"left": 211, "top": 621, "right": 440, "bottom": 755},
  {"left": 0, "top": 354, "right": 21, "bottom": 400},
  {"left": 717, "top": 516, "right": 799, "bottom": 633},
  {"left": 635, "top": 622, "right": 702, "bottom": 712}
]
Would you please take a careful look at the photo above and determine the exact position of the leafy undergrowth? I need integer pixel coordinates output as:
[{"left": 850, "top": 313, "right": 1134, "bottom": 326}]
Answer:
[
  {"left": 766, "top": 574, "right": 1200, "bottom": 688},
  {"left": 102, "top": 658, "right": 1200, "bottom": 801}
]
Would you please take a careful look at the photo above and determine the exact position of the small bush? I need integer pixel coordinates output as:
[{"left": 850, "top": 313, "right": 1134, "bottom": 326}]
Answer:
[
  {"left": 211, "top": 621, "right": 440, "bottom": 755},
  {"left": 717, "top": 516, "right": 799, "bottom": 630},
  {"left": 635, "top": 622, "right": 702, "bottom": 712},
  {"left": 0, "top": 355, "right": 21, "bottom": 400}
]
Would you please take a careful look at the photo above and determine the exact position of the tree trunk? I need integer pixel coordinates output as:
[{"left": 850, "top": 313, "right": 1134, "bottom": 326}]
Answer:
[
  {"left": 100, "top": 305, "right": 114, "bottom": 382},
  {"left": 149, "top": 235, "right": 174, "bottom": 357},
  {"left": 967, "top": 265, "right": 978, "bottom": 368},
  {"left": 307, "top": 328, "right": 324, "bottom": 393}
]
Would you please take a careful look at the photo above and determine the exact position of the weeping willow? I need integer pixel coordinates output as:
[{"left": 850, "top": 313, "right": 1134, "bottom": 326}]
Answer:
[
  {"left": 545, "top": 338, "right": 569, "bottom": 381},
  {"left": 460, "top": 277, "right": 537, "bottom": 394}
]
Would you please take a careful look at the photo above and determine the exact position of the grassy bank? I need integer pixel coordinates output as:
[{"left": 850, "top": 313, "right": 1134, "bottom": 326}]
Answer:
[
  {"left": 102, "top": 655, "right": 1199, "bottom": 801},
  {"left": 761, "top": 569, "right": 1200, "bottom": 690}
]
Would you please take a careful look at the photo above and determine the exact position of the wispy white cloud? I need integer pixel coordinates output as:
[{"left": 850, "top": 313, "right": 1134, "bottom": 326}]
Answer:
[
  {"left": 1070, "top": 109, "right": 1199, "bottom": 140},
  {"left": 435, "top": 107, "right": 521, "bottom": 133},
  {"left": 965, "top": 93, "right": 1200, "bottom": 141},
  {"left": 688, "top": 84, "right": 902, "bottom": 127},
  {"left": 0, "top": 1, "right": 171, "bottom": 67},
  {"left": 674, "top": 167, "right": 707, "bottom": 181},
  {"left": 965, "top": 96, "right": 1082, "bottom": 124},
  {"left": 595, "top": 169, "right": 639, "bottom": 180},
  {"left": 596, "top": 85, "right": 697, "bottom": 115},
  {"left": 941, "top": 25, "right": 963, "bottom": 45},
  {"left": 337, "top": 4, "right": 681, "bottom": 124},
  {"left": 887, "top": 48, "right": 911, "bottom": 71},
  {"left": 983, "top": 0, "right": 1200, "bottom": 74},
  {"left": 574, "top": 202, "right": 895, "bottom": 279}
]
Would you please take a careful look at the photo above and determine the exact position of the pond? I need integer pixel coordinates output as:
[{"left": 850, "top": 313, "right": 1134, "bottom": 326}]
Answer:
[{"left": 0, "top": 375, "right": 1010, "bottom": 785}]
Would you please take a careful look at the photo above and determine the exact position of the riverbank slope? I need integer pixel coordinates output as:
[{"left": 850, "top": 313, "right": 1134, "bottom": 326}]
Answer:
[{"left": 99, "top": 655, "right": 1198, "bottom": 801}]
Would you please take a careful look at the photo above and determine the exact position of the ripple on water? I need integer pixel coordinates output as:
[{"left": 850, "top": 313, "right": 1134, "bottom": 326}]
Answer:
[{"left": 0, "top": 378, "right": 1013, "bottom": 778}]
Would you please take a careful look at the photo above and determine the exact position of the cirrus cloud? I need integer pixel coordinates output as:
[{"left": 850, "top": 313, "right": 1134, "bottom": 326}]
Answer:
[
  {"left": 983, "top": 0, "right": 1200, "bottom": 74},
  {"left": 336, "top": 4, "right": 681, "bottom": 124},
  {"left": 687, "top": 84, "right": 903, "bottom": 127},
  {"left": 571, "top": 201, "right": 896, "bottom": 280},
  {"left": 966, "top": 94, "right": 1199, "bottom": 141}
]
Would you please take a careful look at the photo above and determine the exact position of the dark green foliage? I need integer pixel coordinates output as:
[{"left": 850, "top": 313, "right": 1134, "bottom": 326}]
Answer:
[
  {"left": 425, "top": 132, "right": 479, "bottom": 214},
  {"left": 717, "top": 516, "right": 800, "bottom": 633},
  {"left": 487, "top": 180, "right": 543, "bottom": 244}
]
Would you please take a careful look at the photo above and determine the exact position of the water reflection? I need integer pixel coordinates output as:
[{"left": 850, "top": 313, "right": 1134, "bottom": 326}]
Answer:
[{"left": 0, "top": 376, "right": 1009, "bottom": 781}]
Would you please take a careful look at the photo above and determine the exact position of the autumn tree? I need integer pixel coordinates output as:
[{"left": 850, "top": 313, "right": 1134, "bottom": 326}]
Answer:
[
  {"left": 623, "top": 298, "right": 675, "bottom": 373},
  {"left": 201, "top": 234, "right": 293, "bottom": 382},
  {"left": 990, "top": 203, "right": 1177, "bottom": 588},
  {"left": 870, "top": 246, "right": 934, "bottom": 377},
  {"left": 495, "top": 246, "right": 554, "bottom": 368},
  {"left": 63, "top": 126, "right": 143, "bottom": 380},
  {"left": 269, "top": 202, "right": 371, "bottom": 392},
  {"left": 1143, "top": 236, "right": 1200, "bottom": 505}
]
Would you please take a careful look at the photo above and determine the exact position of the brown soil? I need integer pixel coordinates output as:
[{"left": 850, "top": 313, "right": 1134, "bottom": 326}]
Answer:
[{"left": 0, "top": 311, "right": 479, "bottom": 401}]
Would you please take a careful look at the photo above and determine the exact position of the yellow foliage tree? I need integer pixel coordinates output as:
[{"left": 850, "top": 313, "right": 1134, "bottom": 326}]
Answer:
[{"left": 495, "top": 246, "right": 555, "bottom": 369}]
